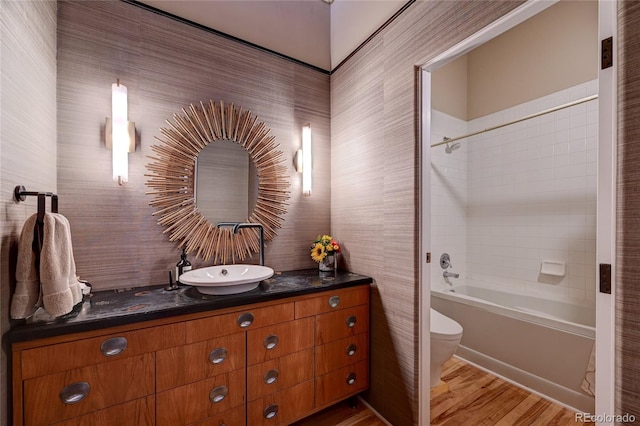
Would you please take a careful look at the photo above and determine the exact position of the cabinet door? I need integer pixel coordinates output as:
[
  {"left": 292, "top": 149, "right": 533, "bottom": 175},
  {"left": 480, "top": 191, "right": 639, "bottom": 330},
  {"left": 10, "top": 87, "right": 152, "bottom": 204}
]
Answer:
[
  {"left": 50, "top": 396, "right": 155, "bottom": 426},
  {"left": 246, "top": 317, "right": 314, "bottom": 365},
  {"left": 247, "top": 348, "right": 314, "bottom": 401},
  {"left": 24, "top": 354, "right": 155, "bottom": 426},
  {"left": 156, "top": 332, "right": 245, "bottom": 392},
  {"left": 156, "top": 369, "right": 245, "bottom": 426},
  {"left": 315, "top": 305, "right": 369, "bottom": 345},
  {"left": 316, "top": 332, "right": 368, "bottom": 376},
  {"left": 188, "top": 406, "right": 246, "bottom": 426},
  {"left": 186, "top": 303, "right": 294, "bottom": 344},
  {"left": 247, "top": 380, "right": 314, "bottom": 426},
  {"left": 315, "top": 360, "right": 368, "bottom": 408},
  {"left": 295, "top": 286, "right": 369, "bottom": 318},
  {"left": 21, "top": 323, "right": 184, "bottom": 379}
]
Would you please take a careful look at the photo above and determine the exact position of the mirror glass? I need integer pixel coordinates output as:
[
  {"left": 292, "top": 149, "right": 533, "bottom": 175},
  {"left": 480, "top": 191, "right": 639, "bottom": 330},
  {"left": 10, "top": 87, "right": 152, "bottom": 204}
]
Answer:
[{"left": 195, "top": 140, "right": 258, "bottom": 224}]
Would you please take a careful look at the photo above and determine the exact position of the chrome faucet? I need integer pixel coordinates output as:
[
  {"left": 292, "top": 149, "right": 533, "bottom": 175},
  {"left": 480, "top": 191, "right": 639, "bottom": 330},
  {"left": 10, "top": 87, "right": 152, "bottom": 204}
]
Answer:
[
  {"left": 440, "top": 253, "right": 459, "bottom": 281},
  {"left": 443, "top": 271, "right": 459, "bottom": 279},
  {"left": 233, "top": 223, "right": 265, "bottom": 266}
]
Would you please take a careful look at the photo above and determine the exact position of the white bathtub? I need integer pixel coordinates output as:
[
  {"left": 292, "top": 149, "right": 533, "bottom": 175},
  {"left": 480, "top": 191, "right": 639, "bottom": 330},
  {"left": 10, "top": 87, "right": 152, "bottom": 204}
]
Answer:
[{"left": 431, "top": 283, "right": 595, "bottom": 412}]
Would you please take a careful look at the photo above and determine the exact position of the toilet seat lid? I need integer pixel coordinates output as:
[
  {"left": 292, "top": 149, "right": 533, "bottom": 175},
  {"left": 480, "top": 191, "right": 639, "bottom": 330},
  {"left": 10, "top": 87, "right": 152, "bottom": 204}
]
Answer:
[{"left": 430, "top": 308, "right": 463, "bottom": 339}]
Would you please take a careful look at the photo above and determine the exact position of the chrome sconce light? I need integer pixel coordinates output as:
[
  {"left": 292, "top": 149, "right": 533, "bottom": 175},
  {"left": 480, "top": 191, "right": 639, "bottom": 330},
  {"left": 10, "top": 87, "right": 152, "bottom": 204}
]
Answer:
[
  {"left": 106, "top": 80, "right": 135, "bottom": 185},
  {"left": 294, "top": 124, "right": 312, "bottom": 197}
]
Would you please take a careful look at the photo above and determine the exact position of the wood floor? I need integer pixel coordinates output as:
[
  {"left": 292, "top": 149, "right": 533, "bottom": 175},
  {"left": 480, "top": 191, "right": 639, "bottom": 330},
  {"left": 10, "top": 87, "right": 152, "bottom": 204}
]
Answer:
[
  {"left": 291, "top": 401, "right": 386, "bottom": 426},
  {"left": 432, "top": 357, "right": 594, "bottom": 426},
  {"left": 294, "top": 357, "right": 593, "bottom": 425},
  {"left": 291, "top": 399, "right": 387, "bottom": 426}
]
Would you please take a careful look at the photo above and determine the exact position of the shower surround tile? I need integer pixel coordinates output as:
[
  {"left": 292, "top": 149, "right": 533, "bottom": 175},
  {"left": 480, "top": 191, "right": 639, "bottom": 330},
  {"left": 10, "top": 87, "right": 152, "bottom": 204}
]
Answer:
[{"left": 431, "top": 80, "right": 598, "bottom": 303}]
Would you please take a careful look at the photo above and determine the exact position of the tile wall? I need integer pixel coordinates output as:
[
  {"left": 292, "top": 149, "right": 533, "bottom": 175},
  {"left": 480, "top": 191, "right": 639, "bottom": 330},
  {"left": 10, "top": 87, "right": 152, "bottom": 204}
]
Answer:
[
  {"left": 430, "top": 111, "right": 468, "bottom": 287},
  {"left": 431, "top": 80, "right": 598, "bottom": 304}
]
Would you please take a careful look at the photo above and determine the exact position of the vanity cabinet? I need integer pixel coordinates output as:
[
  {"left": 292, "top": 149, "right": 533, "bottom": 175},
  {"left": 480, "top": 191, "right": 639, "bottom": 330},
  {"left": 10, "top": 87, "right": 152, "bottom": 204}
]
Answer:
[
  {"left": 11, "top": 283, "right": 370, "bottom": 425},
  {"left": 295, "top": 286, "right": 370, "bottom": 409},
  {"left": 246, "top": 317, "right": 315, "bottom": 425}
]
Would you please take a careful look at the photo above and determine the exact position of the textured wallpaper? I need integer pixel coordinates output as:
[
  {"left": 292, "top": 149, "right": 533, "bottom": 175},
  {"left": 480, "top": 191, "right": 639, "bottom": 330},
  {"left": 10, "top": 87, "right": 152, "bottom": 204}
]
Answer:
[
  {"left": 1, "top": 2, "right": 58, "bottom": 424},
  {"left": 330, "top": 1, "right": 524, "bottom": 423},
  {"left": 6, "top": 1, "right": 640, "bottom": 425},
  {"left": 56, "top": 1, "right": 331, "bottom": 291},
  {"left": 617, "top": 0, "right": 640, "bottom": 419}
]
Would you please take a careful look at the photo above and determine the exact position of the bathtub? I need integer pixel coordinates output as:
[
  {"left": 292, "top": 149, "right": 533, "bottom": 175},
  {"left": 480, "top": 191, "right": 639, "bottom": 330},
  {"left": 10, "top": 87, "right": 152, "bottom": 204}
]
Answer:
[{"left": 431, "top": 283, "right": 595, "bottom": 412}]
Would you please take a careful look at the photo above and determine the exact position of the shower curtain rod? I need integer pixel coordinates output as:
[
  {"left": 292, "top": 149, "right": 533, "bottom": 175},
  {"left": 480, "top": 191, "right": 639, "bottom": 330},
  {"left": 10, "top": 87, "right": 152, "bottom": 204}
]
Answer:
[{"left": 430, "top": 94, "right": 598, "bottom": 148}]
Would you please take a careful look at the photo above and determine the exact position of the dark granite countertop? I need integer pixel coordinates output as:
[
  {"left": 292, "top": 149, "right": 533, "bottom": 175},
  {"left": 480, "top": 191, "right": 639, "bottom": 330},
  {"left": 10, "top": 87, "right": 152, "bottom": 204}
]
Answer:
[{"left": 6, "top": 269, "right": 372, "bottom": 344}]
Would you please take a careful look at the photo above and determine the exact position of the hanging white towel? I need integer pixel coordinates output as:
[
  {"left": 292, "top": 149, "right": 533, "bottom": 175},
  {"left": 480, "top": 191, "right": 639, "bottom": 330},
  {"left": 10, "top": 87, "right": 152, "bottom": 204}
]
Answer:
[
  {"left": 40, "top": 213, "right": 82, "bottom": 317},
  {"left": 11, "top": 212, "right": 83, "bottom": 319},
  {"left": 10, "top": 214, "right": 42, "bottom": 319}
]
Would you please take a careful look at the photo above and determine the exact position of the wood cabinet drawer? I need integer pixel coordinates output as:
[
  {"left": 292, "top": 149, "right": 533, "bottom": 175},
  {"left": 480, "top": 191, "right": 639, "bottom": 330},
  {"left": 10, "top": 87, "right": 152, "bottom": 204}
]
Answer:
[
  {"left": 295, "top": 285, "right": 369, "bottom": 318},
  {"left": 247, "top": 348, "right": 314, "bottom": 401},
  {"left": 315, "top": 360, "right": 368, "bottom": 408},
  {"left": 247, "top": 380, "right": 314, "bottom": 426},
  {"left": 24, "top": 353, "right": 155, "bottom": 426},
  {"left": 315, "top": 304, "right": 368, "bottom": 345},
  {"left": 157, "top": 332, "right": 245, "bottom": 392},
  {"left": 21, "top": 322, "right": 184, "bottom": 379},
  {"left": 50, "top": 396, "right": 155, "bottom": 426},
  {"left": 316, "top": 332, "right": 368, "bottom": 376},
  {"left": 247, "top": 317, "right": 314, "bottom": 365},
  {"left": 156, "top": 369, "right": 245, "bottom": 426},
  {"left": 188, "top": 405, "right": 245, "bottom": 426},
  {"left": 186, "top": 302, "right": 294, "bottom": 343}
]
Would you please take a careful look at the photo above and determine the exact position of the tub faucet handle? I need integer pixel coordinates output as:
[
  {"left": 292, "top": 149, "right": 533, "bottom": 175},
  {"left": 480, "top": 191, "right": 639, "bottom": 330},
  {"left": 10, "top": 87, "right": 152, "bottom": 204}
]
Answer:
[{"left": 440, "top": 253, "right": 453, "bottom": 269}]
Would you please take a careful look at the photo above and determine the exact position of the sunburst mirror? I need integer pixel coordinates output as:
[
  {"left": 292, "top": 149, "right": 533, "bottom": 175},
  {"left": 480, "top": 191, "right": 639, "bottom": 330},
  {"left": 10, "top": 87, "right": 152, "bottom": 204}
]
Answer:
[{"left": 146, "top": 100, "right": 290, "bottom": 264}]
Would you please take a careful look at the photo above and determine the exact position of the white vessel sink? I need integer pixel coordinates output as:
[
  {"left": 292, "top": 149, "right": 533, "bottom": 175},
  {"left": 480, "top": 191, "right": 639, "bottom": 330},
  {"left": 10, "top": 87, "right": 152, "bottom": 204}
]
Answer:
[{"left": 179, "top": 265, "right": 274, "bottom": 295}]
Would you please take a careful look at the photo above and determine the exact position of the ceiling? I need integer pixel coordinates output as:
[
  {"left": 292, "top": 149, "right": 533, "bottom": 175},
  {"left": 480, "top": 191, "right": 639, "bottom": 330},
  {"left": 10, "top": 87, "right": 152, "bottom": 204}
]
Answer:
[{"left": 137, "top": 0, "right": 411, "bottom": 71}]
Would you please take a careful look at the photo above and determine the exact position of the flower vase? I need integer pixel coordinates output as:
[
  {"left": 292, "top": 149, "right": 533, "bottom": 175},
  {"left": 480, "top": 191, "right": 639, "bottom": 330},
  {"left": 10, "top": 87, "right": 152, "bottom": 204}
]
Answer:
[{"left": 319, "top": 254, "right": 336, "bottom": 272}]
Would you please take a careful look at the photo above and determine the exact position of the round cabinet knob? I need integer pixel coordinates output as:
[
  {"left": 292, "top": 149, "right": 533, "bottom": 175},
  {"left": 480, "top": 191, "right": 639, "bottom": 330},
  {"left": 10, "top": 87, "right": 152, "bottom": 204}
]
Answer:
[
  {"left": 209, "top": 347, "right": 228, "bottom": 365},
  {"left": 209, "top": 385, "right": 228, "bottom": 403},
  {"left": 237, "top": 312, "right": 254, "bottom": 328},
  {"left": 346, "top": 315, "right": 357, "bottom": 328},
  {"left": 328, "top": 295, "right": 341, "bottom": 308},
  {"left": 346, "top": 373, "right": 357, "bottom": 386},
  {"left": 346, "top": 343, "right": 358, "bottom": 357},
  {"left": 100, "top": 337, "right": 127, "bottom": 357},
  {"left": 263, "top": 335, "right": 279, "bottom": 350},
  {"left": 59, "top": 382, "right": 90, "bottom": 405},
  {"left": 263, "top": 369, "right": 279, "bottom": 385},
  {"left": 263, "top": 404, "right": 279, "bottom": 419}
]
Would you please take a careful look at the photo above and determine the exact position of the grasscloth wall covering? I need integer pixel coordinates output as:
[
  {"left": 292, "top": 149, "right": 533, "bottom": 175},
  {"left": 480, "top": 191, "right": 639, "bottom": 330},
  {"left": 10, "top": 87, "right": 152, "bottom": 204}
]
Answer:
[
  {"left": 5, "top": 1, "right": 640, "bottom": 425},
  {"left": 56, "top": 1, "right": 330, "bottom": 291},
  {"left": 1, "top": 2, "right": 57, "bottom": 425},
  {"left": 331, "top": 1, "right": 522, "bottom": 423},
  {"left": 617, "top": 1, "right": 640, "bottom": 419}
]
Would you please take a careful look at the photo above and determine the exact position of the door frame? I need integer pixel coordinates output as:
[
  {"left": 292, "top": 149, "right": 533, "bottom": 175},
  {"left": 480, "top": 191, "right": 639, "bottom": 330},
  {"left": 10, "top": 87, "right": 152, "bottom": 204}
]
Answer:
[{"left": 417, "top": 0, "right": 616, "bottom": 422}]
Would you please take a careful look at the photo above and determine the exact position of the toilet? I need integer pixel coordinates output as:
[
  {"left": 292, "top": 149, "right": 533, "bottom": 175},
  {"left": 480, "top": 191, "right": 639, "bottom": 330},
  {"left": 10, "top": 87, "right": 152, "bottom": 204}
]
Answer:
[{"left": 430, "top": 308, "right": 463, "bottom": 387}]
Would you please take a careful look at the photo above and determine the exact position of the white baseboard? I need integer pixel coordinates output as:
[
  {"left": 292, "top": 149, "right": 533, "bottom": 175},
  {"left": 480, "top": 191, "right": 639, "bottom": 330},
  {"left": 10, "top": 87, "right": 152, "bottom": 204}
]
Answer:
[{"left": 455, "top": 346, "right": 595, "bottom": 413}]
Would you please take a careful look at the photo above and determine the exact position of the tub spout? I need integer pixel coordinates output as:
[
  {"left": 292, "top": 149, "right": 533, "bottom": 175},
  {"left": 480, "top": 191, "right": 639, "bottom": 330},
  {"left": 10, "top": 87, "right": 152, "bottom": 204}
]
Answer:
[{"left": 443, "top": 271, "right": 459, "bottom": 279}]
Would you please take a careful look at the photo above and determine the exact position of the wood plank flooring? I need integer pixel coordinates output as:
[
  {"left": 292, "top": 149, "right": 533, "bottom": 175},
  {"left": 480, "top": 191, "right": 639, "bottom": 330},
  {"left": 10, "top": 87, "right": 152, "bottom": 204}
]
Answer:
[
  {"left": 294, "top": 357, "right": 594, "bottom": 425},
  {"left": 431, "top": 357, "right": 594, "bottom": 426},
  {"left": 291, "top": 400, "right": 387, "bottom": 426}
]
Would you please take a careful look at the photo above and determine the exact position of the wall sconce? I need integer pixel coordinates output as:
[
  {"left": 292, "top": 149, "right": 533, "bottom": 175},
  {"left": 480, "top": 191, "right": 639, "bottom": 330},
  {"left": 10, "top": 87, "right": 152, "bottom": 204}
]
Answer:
[
  {"left": 294, "top": 124, "right": 312, "bottom": 196},
  {"left": 105, "top": 80, "right": 135, "bottom": 185}
]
